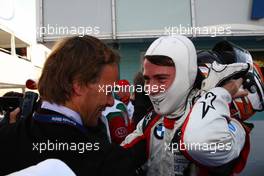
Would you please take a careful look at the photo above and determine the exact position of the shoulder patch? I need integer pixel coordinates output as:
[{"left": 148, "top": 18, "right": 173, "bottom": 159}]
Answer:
[{"left": 200, "top": 92, "right": 216, "bottom": 118}]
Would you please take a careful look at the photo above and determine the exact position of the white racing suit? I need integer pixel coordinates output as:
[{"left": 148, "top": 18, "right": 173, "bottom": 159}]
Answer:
[
  {"left": 121, "top": 87, "right": 250, "bottom": 176},
  {"left": 121, "top": 35, "right": 263, "bottom": 176}
]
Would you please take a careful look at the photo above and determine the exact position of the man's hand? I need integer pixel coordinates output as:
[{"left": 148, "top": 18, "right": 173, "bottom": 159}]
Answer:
[
  {"left": 201, "top": 61, "right": 249, "bottom": 92},
  {"left": 222, "top": 78, "right": 248, "bottom": 99},
  {"left": 9, "top": 107, "right": 20, "bottom": 124}
]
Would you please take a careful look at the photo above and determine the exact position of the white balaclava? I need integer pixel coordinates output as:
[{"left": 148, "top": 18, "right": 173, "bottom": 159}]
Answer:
[{"left": 145, "top": 36, "right": 197, "bottom": 117}]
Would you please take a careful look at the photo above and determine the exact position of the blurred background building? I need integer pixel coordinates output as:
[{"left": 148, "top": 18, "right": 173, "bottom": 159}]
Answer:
[
  {"left": 0, "top": 0, "right": 50, "bottom": 94},
  {"left": 37, "top": 0, "right": 264, "bottom": 82}
]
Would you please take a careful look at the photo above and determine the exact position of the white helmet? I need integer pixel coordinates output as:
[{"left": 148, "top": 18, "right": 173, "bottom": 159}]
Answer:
[{"left": 145, "top": 35, "right": 197, "bottom": 117}]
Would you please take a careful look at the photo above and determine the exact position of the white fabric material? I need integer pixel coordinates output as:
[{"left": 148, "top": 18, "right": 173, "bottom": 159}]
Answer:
[
  {"left": 123, "top": 36, "right": 247, "bottom": 175},
  {"left": 41, "top": 101, "right": 83, "bottom": 126},
  {"left": 145, "top": 35, "right": 197, "bottom": 117},
  {"left": 8, "top": 159, "right": 76, "bottom": 176},
  {"left": 248, "top": 91, "right": 263, "bottom": 110},
  {"left": 201, "top": 61, "right": 249, "bottom": 92},
  {"left": 102, "top": 99, "right": 129, "bottom": 125},
  {"left": 122, "top": 87, "right": 247, "bottom": 175},
  {"left": 121, "top": 93, "right": 194, "bottom": 176},
  {"left": 183, "top": 87, "right": 246, "bottom": 166},
  {"left": 102, "top": 99, "right": 126, "bottom": 117},
  {"left": 126, "top": 101, "right": 134, "bottom": 120}
]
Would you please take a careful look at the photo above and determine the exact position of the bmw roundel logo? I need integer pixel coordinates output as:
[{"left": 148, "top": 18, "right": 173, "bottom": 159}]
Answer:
[{"left": 154, "top": 123, "right": 165, "bottom": 140}]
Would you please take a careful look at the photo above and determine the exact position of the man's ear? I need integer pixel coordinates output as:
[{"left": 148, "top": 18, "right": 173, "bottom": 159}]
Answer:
[{"left": 72, "top": 81, "right": 84, "bottom": 96}]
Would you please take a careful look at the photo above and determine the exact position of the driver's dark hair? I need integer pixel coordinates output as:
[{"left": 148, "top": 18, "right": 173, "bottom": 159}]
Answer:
[{"left": 144, "top": 55, "right": 175, "bottom": 67}]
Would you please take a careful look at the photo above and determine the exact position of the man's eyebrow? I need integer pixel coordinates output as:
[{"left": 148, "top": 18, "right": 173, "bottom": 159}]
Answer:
[
  {"left": 153, "top": 74, "right": 170, "bottom": 78},
  {"left": 143, "top": 74, "right": 170, "bottom": 80}
]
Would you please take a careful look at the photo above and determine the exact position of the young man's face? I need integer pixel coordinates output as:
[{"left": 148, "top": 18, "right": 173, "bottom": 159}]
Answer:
[
  {"left": 143, "top": 59, "right": 175, "bottom": 96},
  {"left": 79, "top": 64, "right": 119, "bottom": 126}
]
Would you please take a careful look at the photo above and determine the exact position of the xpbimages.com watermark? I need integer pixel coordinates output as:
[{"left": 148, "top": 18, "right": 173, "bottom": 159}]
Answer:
[
  {"left": 37, "top": 24, "right": 100, "bottom": 37},
  {"left": 164, "top": 24, "right": 232, "bottom": 37},
  {"left": 98, "top": 82, "right": 166, "bottom": 95},
  {"left": 165, "top": 141, "right": 232, "bottom": 154},
  {"left": 32, "top": 140, "right": 100, "bottom": 154}
]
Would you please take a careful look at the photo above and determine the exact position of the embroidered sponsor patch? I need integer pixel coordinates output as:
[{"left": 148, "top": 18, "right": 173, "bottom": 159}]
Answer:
[
  {"left": 200, "top": 92, "right": 216, "bottom": 118},
  {"left": 115, "top": 127, "right": 128, "bottom": 138}
]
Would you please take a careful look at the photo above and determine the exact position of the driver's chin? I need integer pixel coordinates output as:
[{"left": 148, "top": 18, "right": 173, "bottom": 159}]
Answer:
[
  {"left": 149, "top": 92, "right": 160, "bottom": 96},
  {"left": 149, "top": 90, "right": 164, "bottom": 96}
]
